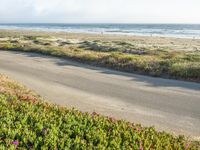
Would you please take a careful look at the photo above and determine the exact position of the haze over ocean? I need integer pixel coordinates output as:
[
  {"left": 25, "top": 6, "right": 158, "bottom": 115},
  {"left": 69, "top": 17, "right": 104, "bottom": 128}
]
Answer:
[{"left": 0, "top": 23, "right": 200, "bottom": 39}]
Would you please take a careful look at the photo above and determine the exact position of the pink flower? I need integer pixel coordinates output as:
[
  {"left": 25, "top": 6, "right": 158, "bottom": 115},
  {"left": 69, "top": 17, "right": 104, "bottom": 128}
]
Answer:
[
  {"left": 12, "top": 140, "right": 19, "bottom": 146},
  {"left": 186, "top": 143, "right": 190, "bottom": 149},
  {"left": 137, "top": 128, "right": 141, "bottom": 132}
]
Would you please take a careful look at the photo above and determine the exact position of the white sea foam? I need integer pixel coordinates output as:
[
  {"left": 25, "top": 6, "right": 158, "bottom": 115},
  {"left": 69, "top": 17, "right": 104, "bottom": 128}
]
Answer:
[{"left": 0, "top": 24, "right": 200, "bottom": 39}]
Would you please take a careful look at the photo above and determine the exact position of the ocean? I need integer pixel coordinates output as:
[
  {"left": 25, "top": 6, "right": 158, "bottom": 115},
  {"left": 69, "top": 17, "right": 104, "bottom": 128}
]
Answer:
[{"left": 0, "top": 23, "right": 200, "bottom": 39}]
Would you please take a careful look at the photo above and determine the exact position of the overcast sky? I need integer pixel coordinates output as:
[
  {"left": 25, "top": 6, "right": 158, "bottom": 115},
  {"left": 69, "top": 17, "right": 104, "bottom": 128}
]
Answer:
[{"left": 0, "top": 0, "right": 200, "bottom": 23}]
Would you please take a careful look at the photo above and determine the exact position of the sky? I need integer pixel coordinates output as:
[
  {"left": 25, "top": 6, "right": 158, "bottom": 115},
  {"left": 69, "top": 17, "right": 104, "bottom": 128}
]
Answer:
[{"left": 0, "top": 0, "right": 200, "bottom": 23}]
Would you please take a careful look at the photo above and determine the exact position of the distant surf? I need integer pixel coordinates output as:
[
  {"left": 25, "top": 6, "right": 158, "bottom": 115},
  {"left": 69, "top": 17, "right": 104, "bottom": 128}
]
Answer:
[{"left": 0, "top": 23, "right": 200, "bottom": 39}]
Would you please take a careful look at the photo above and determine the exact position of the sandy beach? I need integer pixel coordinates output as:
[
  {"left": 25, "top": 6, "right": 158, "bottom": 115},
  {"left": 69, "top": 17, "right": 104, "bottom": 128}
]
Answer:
[{"left": 0, "top": 29, "right": 200, "bottom": 82}]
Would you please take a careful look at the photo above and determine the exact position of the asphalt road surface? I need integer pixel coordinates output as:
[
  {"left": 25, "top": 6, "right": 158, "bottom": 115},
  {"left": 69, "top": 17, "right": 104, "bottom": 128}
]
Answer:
[{"left": 0, "top": 50, "right": 200, "bottom": 139}]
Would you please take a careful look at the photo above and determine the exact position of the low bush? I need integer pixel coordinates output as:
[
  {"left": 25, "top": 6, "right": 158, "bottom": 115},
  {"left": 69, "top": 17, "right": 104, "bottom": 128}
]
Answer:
[
  {"left": 0, "top": 35, "right": 200, "bottom": 82},
  {"left": 0, "top": 75, "right": 199, "bottom": 149}
]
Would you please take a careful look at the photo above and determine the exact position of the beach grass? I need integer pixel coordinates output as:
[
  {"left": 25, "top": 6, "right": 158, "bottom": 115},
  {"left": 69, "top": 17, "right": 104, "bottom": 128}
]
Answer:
[
  {"left": 0, "top": 31, "right": 200, "bottom": 82},
  {"left": 0, "top": 74, "right": 200, "bottom": 149}
]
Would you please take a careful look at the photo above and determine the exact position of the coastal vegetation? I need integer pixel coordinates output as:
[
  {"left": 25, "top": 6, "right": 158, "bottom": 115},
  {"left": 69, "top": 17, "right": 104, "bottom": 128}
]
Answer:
[
  {"left": 0, "top": 31, "right": 200, "bottom": 82},
  {"left": 0, "top": 74, "right": 199, "bottom": 149}
]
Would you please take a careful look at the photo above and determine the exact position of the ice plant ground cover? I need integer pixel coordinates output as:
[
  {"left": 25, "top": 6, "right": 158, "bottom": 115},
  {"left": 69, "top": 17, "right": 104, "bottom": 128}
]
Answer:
[{"left": 0, "top": 74, "right": 199, "bottom": 149}]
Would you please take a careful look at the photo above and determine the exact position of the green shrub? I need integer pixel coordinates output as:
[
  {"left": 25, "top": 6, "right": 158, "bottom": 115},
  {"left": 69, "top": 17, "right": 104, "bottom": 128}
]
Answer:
[
  {"left": 170, "top": 62, "right": 200, "bottom": 80},
  {"left": 0, "top": 75, "right": 199, "bottom": 149},
  {"left": 0, "top": 94, "right": 199, "bottom": 150}
]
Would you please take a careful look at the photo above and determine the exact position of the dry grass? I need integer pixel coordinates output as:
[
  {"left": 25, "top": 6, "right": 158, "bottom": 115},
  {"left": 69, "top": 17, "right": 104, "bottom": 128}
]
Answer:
[
  {"left": 0, "top": 30, "right": 200, "bottom": 82},
  {"left": 0, "top": 74, "right": 40, "bottom": 103}
]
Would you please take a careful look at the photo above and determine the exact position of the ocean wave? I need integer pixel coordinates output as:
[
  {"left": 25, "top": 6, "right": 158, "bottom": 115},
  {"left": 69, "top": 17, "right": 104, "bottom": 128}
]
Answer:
[{"left": 0, "top": 23, "right": 200, "bottom": 39}]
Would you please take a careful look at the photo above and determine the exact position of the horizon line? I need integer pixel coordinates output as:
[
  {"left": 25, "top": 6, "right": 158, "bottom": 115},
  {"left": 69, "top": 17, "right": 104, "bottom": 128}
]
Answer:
[{"left": 1, "top": 22, "right": 200, "bottom": 25}]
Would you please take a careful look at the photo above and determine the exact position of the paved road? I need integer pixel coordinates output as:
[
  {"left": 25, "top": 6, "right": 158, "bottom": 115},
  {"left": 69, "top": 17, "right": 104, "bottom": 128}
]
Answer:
[{"left": 0, "top": 50, "right": 200, "bottom": 139}]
